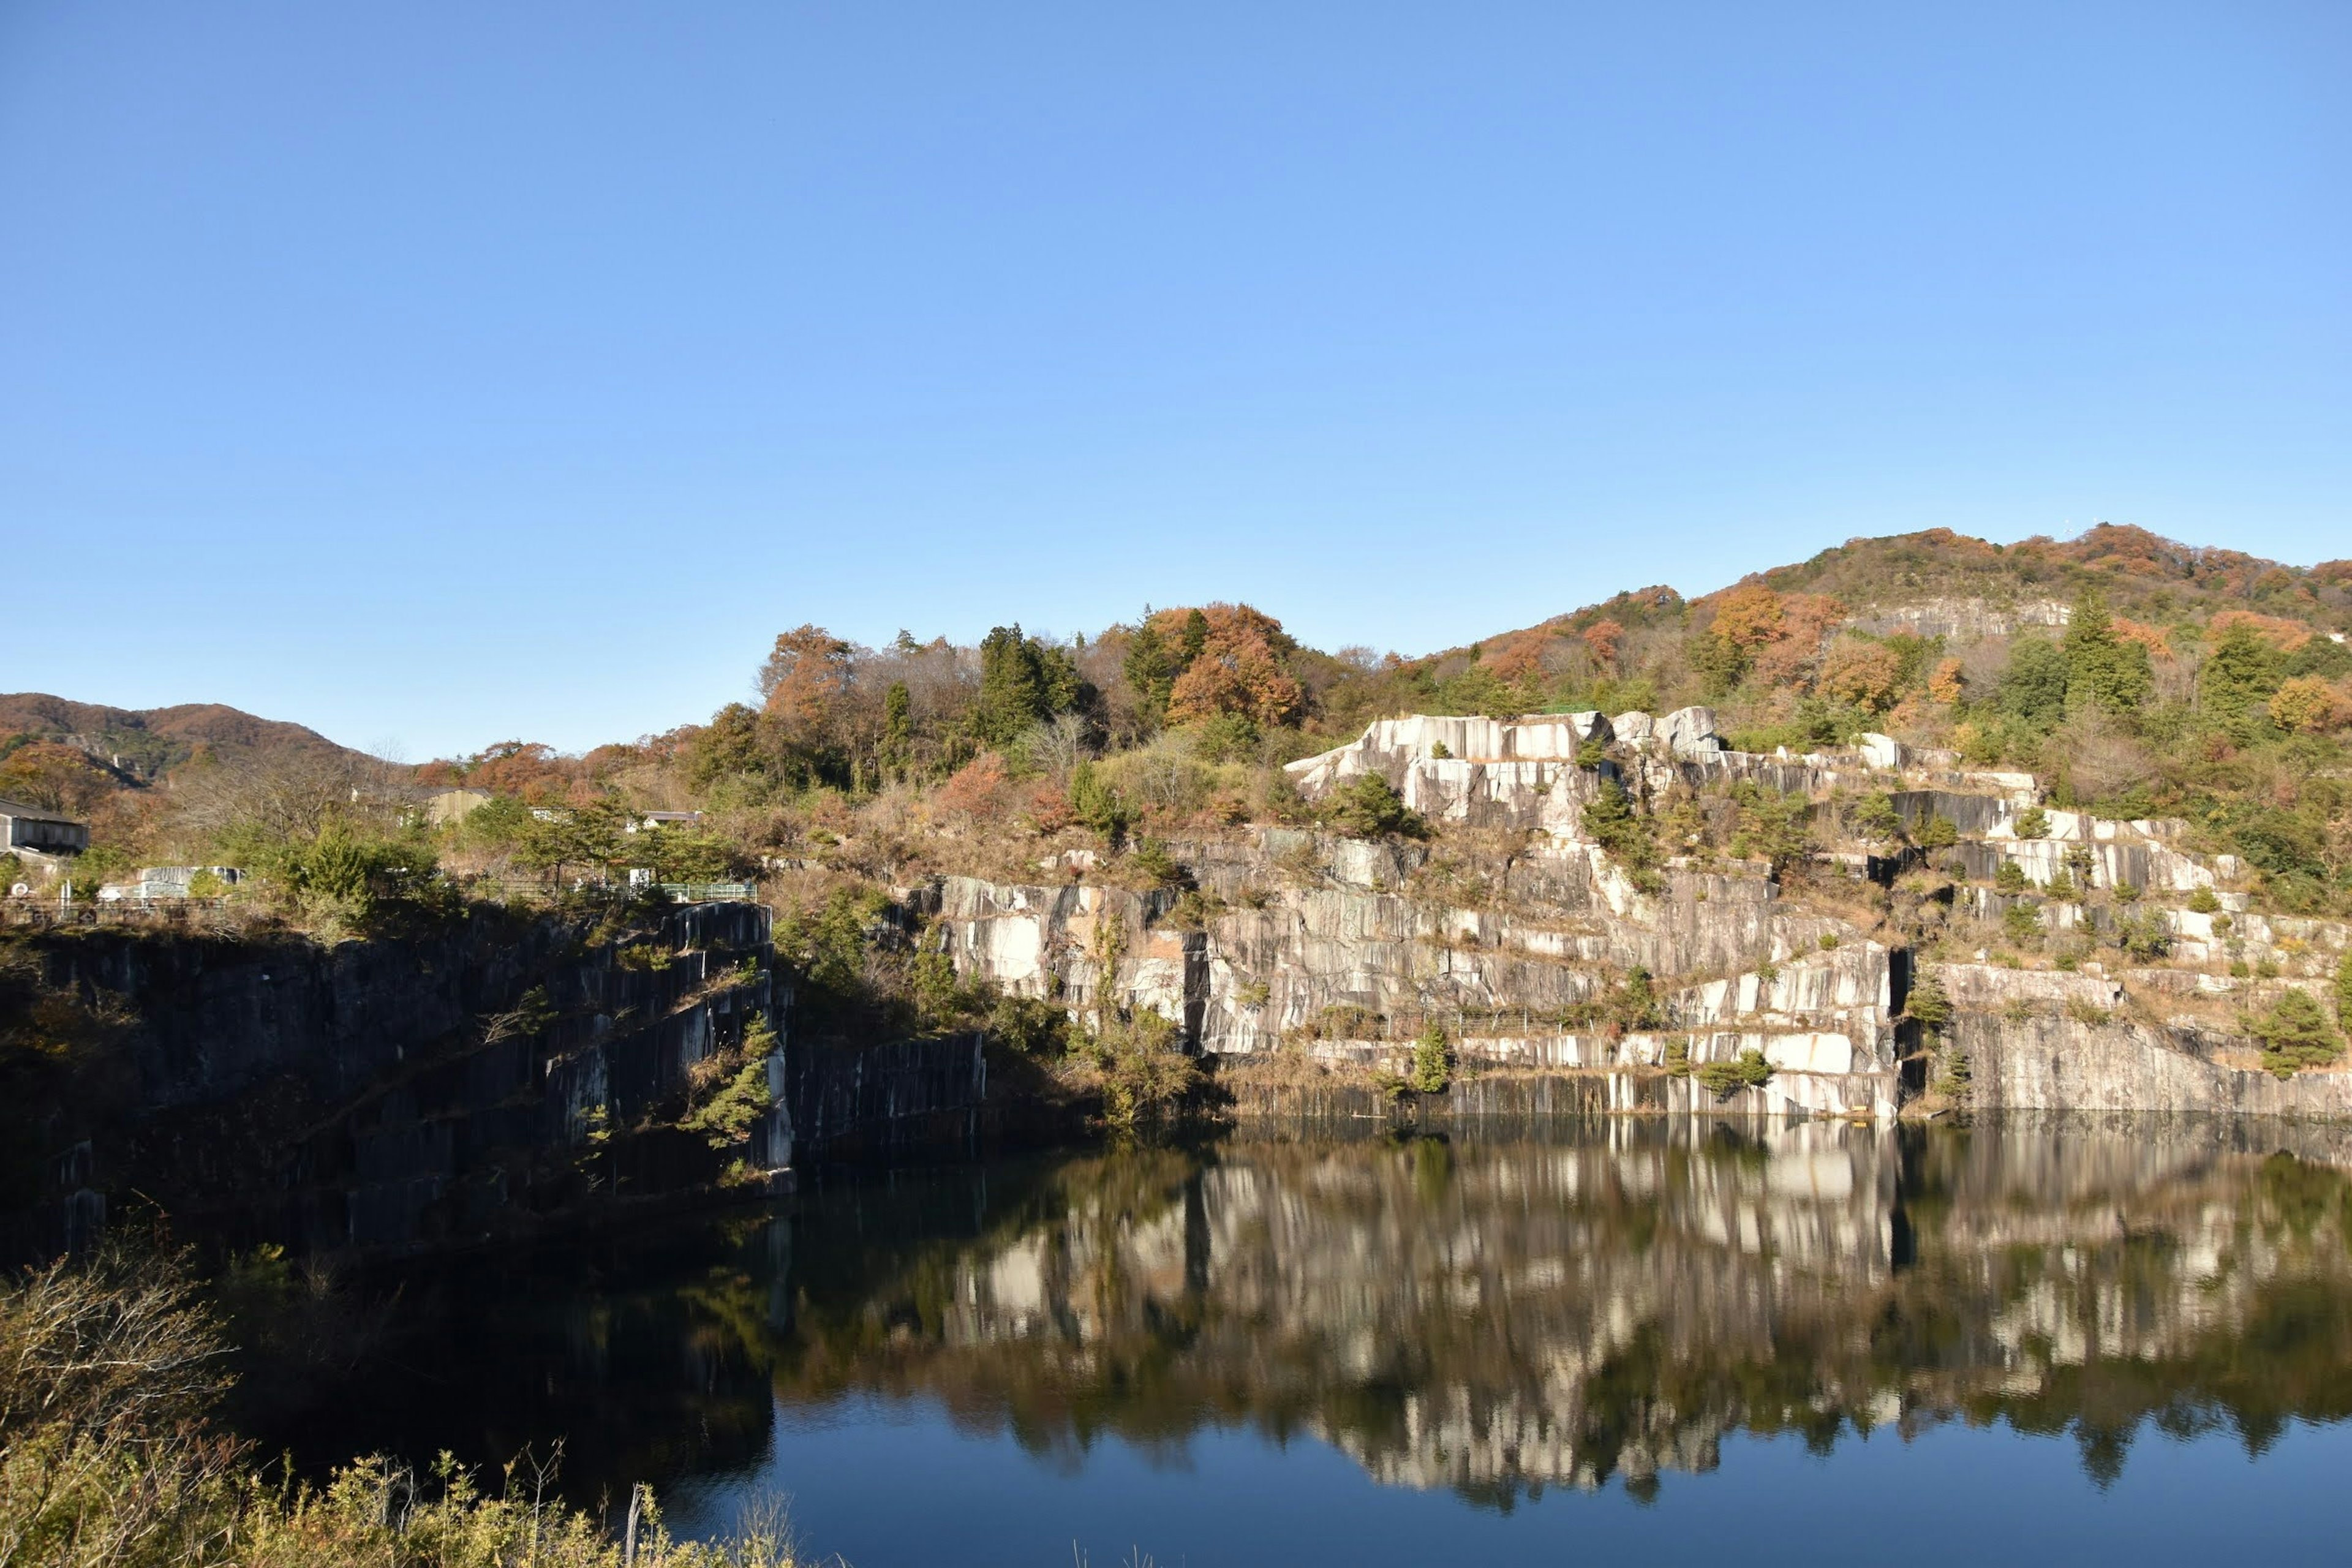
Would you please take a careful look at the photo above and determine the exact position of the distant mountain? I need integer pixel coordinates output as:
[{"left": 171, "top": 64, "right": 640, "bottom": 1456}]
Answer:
[{"left": 0, "top": 693, "right": 372, "bottom": 785}]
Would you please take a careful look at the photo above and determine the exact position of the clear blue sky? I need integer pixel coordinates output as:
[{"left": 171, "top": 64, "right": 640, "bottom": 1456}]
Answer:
[{"left": 4, "top": 2, "right": 2346, "bottom": 758}]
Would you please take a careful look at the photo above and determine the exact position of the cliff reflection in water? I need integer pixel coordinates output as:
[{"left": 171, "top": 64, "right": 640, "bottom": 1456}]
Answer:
[
  {"left": 287, "top": 1120, "right": 2352, "bottom": 1509},
  {"left": 761, "top": 1122, "right": 2352, "bottom": 1501}
]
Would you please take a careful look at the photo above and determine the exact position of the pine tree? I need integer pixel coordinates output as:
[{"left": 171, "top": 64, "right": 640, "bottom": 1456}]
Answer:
[
  {"left": 975, "top": 625, "right": 1047, "bottom": 747},
  {"left": 881, "top": 682, "right": 913, "bottom": 780},
  {"left": 2064, "top": 586, "right": 2152, "bottom": 714},
  {"left": 1121, "top": 619, "right": 1177, "bottom": 731}
]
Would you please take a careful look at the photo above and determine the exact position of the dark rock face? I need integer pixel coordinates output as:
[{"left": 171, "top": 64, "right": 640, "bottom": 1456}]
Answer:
[{"left": 13, "top": 903, "right": 786, "bottom": 1258}]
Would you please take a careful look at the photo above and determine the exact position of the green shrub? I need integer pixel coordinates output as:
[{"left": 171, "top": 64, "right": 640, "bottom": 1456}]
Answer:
[
  {"left": 2014, "top": 806, "right": 2051, "bottom": 840},
  {"left": 2188, "top": 886, "right": 2222, "bottom": 914},
  {"left": 2248, "top": 990, "right": 2345, "bottom": 1079},
  {"left": 1322, "top": 774, "right": 1426, "bottom": 839},
  {"left": 1916, "top": 813, "right": 1959, "bottom": 850},
  {"left": 2114, "top": 911, "right": 2173, "bottom": 962},
  {"left": 2003, "top": 902, "right": 2043, "bottom": 943},
  {"left": 1582, "top": 778, "right": 1661, "bottom": 890},
  {"left": 1905, "top": 972, "right": 1952, "bottom": 1036},
  {"left": 1695, "top": 1048, "right": 1774, "bottom": 1098},
  {"left": 1128, "top": 837, "right": 1186, "bottom": 888},
  {"left": 1995, "top": 861, "right": 2029, "bottom": 894},
  {"left": 1934, "top": 1049, "right": 1972, "bottom": 1099},
  {"left": 1850, "top": 792, "right": 1902, "bottom": 844},
  {"left": 1409, "top": 1023, "right": 1452, "bottom": 1094},
  {"left": 986, "top": 992, "right": 1073, "bottom": 1058}
]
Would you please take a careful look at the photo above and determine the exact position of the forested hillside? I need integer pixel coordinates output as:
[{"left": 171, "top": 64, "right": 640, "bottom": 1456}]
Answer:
[{"left": 13, "top": 524, "right": 2352, "bottom": 929}]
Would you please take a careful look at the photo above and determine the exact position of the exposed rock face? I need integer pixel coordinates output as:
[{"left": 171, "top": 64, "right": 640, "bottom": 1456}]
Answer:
[
  {"left": 923, "top": 710, "right": 2352, "bottom": 1125},
  {"left": 9, "top": 905, "right": 790, "bottom": 1257},
  {"left": 1956, "top": 1011, "right": 2352, "bottom": 1118},
  {"left": 920, "top": 816, "right": 1902, "bottom": 1118}
]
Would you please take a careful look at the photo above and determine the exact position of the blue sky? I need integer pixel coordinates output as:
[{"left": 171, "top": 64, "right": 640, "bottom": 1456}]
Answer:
[{"left": 4, "top": 2, "right": 2346, "bottom": 758}]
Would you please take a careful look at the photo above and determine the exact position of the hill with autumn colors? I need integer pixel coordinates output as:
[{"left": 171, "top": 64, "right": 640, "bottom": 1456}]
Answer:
[{"left": 13, "top": 524, "right": 2352, "bottom": 924}]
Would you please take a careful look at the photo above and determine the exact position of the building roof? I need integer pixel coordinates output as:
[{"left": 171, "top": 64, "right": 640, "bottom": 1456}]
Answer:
[{"left": 0, "top": 797, "right": 85, "bottom": 825}]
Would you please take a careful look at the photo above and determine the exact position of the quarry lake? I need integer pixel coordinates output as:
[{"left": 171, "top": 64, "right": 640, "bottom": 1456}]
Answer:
[{"left": 269, "top": 1118, "right": 2352, "bottom": 1566}]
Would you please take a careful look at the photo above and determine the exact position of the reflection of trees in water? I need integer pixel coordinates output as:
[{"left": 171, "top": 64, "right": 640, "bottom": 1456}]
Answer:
[
  {"left": 281, "top": 1124, "right": 2352, "bottom": 1510},
  {"left": 756, "top": 1123, "right": 2352, "bottom": 1501}
]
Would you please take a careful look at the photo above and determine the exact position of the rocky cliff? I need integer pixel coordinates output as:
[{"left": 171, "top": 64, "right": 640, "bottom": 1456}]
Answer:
[
  {"left": 913, "top": 710, "right": 2352, "bottom": 1123},
  {"left": 6, "top": 903, "right": 792, "bottom": 1257}
]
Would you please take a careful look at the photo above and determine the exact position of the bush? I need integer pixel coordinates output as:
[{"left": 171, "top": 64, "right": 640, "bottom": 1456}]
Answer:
[
  {"left": 2248, "top": 990, "right": 2345, "bottom": 1079},
  {"left": 2188, "top": 887, "right": 2222, "bottom": 914},
  {"left": 1068, "top": 760, "right": 1134, "bottom": 845},
  {"left": 1408, "top": 1023, "right": 1452, "bottom": 1094},
  {"left": 1850, "top": 792, "right": 1902, "bottom": 844},
  {"left": 986, "top": 992, "right": 1074, "bottom": 1058},
  {"left": 1321, "top": 774, "right": 1425, "bottom": 839},
  {"left": 1934, "top": 1049, "right": 1972, "bottom": 1099},
  {"left": 1095, "top": 1009, "right": 1199, "bottom": 1130},
  {"left": 1917, "top": 813, "right": 1959, "bottom": 850},
  {"left": 1695, "top": 1048, "right": 1774, "bottom": 1098},
  {"left": 1905, "top": 972, "right": 1952, "bottom": 1036},
  {"left": 2003, "top": 902, "right": 2043, "bottom": 943},
  {"left": 1995, "top": 861, "right": 2029, "bottom": 894},
  {"left": 1582, "top": 778, "right": 1660, "bottom": 889},
  {"left": 2014, "top": 806, "right": 2051, "bottom": 840},
  {"left": 1128, "top": 838, "right": 1186, "bottom": 888}
]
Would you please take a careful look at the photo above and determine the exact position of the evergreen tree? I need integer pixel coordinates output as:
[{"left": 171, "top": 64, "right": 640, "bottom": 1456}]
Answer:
[
  {"left": 1178, "top": 608, "right": 1210, "bottom": 669},
  {"left": 975, "top": 625, "right": 1047, "bottom": 746},
  {"left": 1997, "top": 639, "right": 2071, "bottom": 731},
  {"left": 1122, "top": 618, "right": 1178, "bottom": 730},
  {"left": 881, "top": 681, "right": 913, "bottom": 780},
  {"left": 2064, "top": 587, "right": 2152, "bottom": 714},
  {"left": 2199, "top": 624, "right": 2280, "bottom": 728}
]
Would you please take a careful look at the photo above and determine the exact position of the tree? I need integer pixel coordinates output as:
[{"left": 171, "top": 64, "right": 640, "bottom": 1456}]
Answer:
[
  {"left": 1849, "top": 792, "right": 1902, "bottom": 844},
  {"left": 2015, "top": 806, "right": 2050, "bottom": 840},
  {"left": 1905, "top": 971, "right": 1952, "bottom": 1038},
  {"left": 1167, "top": 620, "right": 1305, "bottom": 727},
  {"left": 0, "top": 741, "right": 116, "bottom": 814},
  {"left": 1695, "top": 1049, "right": 1774, "bottom": 1098},
  {"left": 1917, "top": 813, "right": 1959, "bottom": 850},
  {"left": 1121, "top": 617, "right": 1180, "bottom": 729},
  {"left": 1819, "top": 639, "right": 1904, "bottom": 713},
  {"left": 2336, "top": 952, "right": 2352, "bottom": 1033},
  {"left": 758, "top": 625, "right": 854, "bottom": 736},
  {"left": 880, "top": 682, "right": 914, "bottom": 780},
  {"left": 1068, "top": 760, "right": 1133, "bottom": 845},
  {"left": 1997, "top": 639, "right": 2071, "bottom": 731},
  {"left": 1409, "top": 1023, "right": 1452, "bottom": 1094},
  {"left": 2268, "top": 676, "right": 2348, "bottom": 735},
  {"left": 1709, "top": 584, "right": 1785, "bottom": 650},
  {"left": 976, "top": 625, "right": 1049, "bottom": 746},
  {"left": 1322, "top": 774, "right": 1424, "bottom": 839},
  {"left": 516, "top": 800, "right": 628, "bottom": 881},
  {"left": 2064, "top": 587, "right": 2153, "bottom": 714},
  {"left": 2248, "top": 990, "right": 2343, "bottom": 1079},
  {"left": 1580, "top": 777, "right": 1655, "bottom": 878},
  {"left": 2199, "top": 624, "right": 2280, "bottom": 726},
  {"left": 1581, "top": 618, "right": 1625, "bottom": 673}
]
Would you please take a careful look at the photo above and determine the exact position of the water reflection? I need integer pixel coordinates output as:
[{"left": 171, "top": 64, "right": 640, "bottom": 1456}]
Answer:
[{"left": 277, "top": 1119, "right": 2352, "bottom": 1513}]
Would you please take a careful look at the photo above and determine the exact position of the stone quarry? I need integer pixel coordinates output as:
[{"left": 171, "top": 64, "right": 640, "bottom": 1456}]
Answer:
[{"left": 915, "top": 710, "right": 2352, "bottom": 1123}]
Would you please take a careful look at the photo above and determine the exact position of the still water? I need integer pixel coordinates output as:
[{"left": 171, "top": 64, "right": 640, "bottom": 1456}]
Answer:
[{"left": 276, "top": 1119, "right": 2352, "bottom": 1565}]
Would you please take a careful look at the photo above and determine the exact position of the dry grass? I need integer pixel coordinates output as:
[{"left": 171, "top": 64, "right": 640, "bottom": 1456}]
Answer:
[{"left": 0, "top": 1250, "right": 813, "bottom": 1568}]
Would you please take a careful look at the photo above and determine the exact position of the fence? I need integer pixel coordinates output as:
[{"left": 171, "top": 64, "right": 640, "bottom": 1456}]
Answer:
[{"left": 1, "top": 896, "right": 237, "bottom": 929}]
